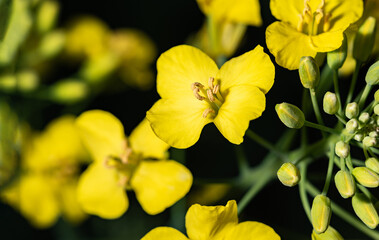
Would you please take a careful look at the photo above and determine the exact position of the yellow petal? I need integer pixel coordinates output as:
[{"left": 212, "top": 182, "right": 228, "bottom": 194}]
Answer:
[
  {"left": 266, "top": 21, "right": 317, "bottom": 70},
  {"left": 76, "top": 110, "right": 125, "bottom": 162},
  {"left": 60, "top": 179, "right": 87, "bottom": 224},
  {"left": 129, "top": 118, "right": 169, "bottom": 159},
  {"left": 217, "top": 45, "right": 274, "bottom": 94},
  {"left": 186, "top": 200, "right": 238, "bottom": 240},
  {"left": 270, "top": 0, "right": 304, "bottom": 27},
  {"left": 141, "top": 227, "right": 188, "bottom": 240},
  {"left": 156, "top": 45, "right": 218, "bottom": 99},
  {"left": 214, "top": 85, "right": 265, "bottom": 145},
  {"left": 77, "top": 163, "right": 128, "bottom": 219},
  {"left": 130, "top": 160, "right": 192, "bottom": 215},
  {"left": 146, "top": 98, "right": 212, "bottom": 149},
  {"left": 326, "top": 0, "right": 363, "bottom": 32},
  {"left": 224, "top": 221, "right": 281, "bottom": 240},
  {"left": 310, "top": 31, "right": 344, "bottom": 52}
]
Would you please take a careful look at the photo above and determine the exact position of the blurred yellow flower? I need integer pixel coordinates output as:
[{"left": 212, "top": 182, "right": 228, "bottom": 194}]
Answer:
[
  {"left": 75, "top": 110, "right": 192, "bottom": 219},
  {"left": 266, "top": 0, "right": 363, "bottom": 70},
  {"left": 141, "top": 200, "right": 280, "bottom": 240},
  {"left": 1, "top": 116, "right": 87, "bottom": 228},
  {"left": 147, "top": 45, "right": 274, "bottom": 148}
]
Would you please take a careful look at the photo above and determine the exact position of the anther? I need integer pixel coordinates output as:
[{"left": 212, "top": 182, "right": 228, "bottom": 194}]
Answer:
[
  {"left": 191, "top": 82, "right": 204, "bottom": 91},
  {"left": 104, "top": 156, "right": 117, "bottom": 169},
  {"left": 208, "top": 77, "right": 214, "bottom": 89},
  {"left": 193, "top": 87, "right": 205, "bottom": 100},
  {"left": 202, "top": 108, "right": 215, "bottom": 118},
  {"left": 317, "top": 0, "right": 325, "bottom": 10},
  {"left": 212, "top": 84, "right": 220, "bottom": 94},
  {"left": 120, "top": 147, "right": 133, "bottom": 164},
  {"left": 207, "top": 89, "right": 215, "bottom": 102}
]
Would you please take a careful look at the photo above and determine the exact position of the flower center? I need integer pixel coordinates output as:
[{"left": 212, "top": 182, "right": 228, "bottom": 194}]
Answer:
[
  {"left": 191, "top": 77, "right": 224, "bottom": 118},
  {"left": 103, "top": 139, "right": 142, "bottom": 188},
  {"left": 297, "top": 0, "right": 331, "bottom": 35}
]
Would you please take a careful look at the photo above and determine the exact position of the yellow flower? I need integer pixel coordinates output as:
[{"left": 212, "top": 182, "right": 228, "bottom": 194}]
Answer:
[
  {"left": 146, "top": 45, "right": 274, "bottom": 148},
  {"left": 1, "top": 116, "right": 87, "bottom": 228},
  {"left": 141, "top": 200, "right": 280, "bottom": 240},
  {"left": 266, "top": 0, "right": 363, "bottom": 70},
  {"left": 75, "top": 110, "right": 192, "bottom": 219}
]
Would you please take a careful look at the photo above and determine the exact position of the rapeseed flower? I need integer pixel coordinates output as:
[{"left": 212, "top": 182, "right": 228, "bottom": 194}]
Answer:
[
  {"left": 75, "top": 110, "right": 192, "bottom": 219},
  {"left": 141, "top": 200, "right": 280, "bottom": 240},
  {"left": 266, "top": 0, "right": 363, "bottom": 70},
  {"left": 147, "top": 45, "right": 274, "bottom": 148}
]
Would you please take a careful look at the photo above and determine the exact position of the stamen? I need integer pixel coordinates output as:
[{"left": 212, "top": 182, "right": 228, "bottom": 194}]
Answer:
[
  {"left": 208, "top": 77, "right": 214, "bottom": 89},
  {"left": 120, "top": 148, "right": 133, "bottom": 164},
  {"left": 104, "top": 156, "right": 118, "bottom": 169},
  {"left": 315, "top": 9, "right": 324, "bottom": 26},
  {"left": 297, "top": 14, "right": 304, "bottom": 32},
  {"left": 193, "top": 87, "right": 205, "bottom": 100},
  {"left": 302, "top": 0, "right": 312, "bottom": 23},
  {"left": 118, "top": 175, "right": 129, "bottom": 187},
  {"left": 202, "top": 108, "right": 215, "bottom": 118},
  {"left": 212, "top": 84, "right": 220, "bottom": 95},
  {"left": 191, "top": 82, "right": 204, "bottom": 90},
  {"left": 207, "top": 89, "right": 215, "bottom": 102},
  {"left": 317, "top": 0, "right": 325, "bottom": 10},
  {"left": 323, "top": 13, "right": 331, "bottom": 32}
]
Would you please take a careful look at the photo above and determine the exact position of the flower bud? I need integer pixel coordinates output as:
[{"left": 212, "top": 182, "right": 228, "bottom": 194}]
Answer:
[
  {"left": 369, "top": 131, "right": 378, "bottom": 138},
  {"left": 327, "top": 34, "right": 347, "bottom": 70},
  {"left": 365, "top": 61, "right": 379, "bottom": 86},
  {"left": 36, "top": 0, "right": 59, "bottom": 34},
  {"left": 277, "top": 162, "right": 301, "bottom": 187},
  {"left": 299, "top": 56, "right": 320, "bottom": 89},
  {"left": 363, "top": 136, "right": 376, "bottom": 148},
  {"left": 354, "top": 133, "right": 364, "bottom": 142},
  {"left": 353, "top": 17, "right": 377, "bottom": 62},
  {"left": 352, "top": 167, "right": 379, "bottom": 188},
  {"left": 323, "top": 92, "right": 339, "bottom": 115},
  {"left": 0, "top": 75, "right": 16, "bottom": 93},
  {"left": 358, "top": 112, "right": 370, "bottom": 124},
  {"left": 48, "top": 79, "right": 89, "bottom": 104},
  {"left": 374, "top": 105, "right": 379, "bottom": 116},
  {"left": 334, "top": 170, "right": 356, "bottom": 198},
  {"left": 311, "top": 195, "right": 332, "bottom": 234},
  {"left": 17, "top": 71, "right": 39, "bottom": 93},
  {"left": 345, "top": 102, "right": 359, "bottom": 119},
  {"left": 335, "top": 141, "right": 350, "bottom": 159},
  {"left": 38, "top": 30, "right": 65, "bottom": 59},
  {"left": 311, "top": 226, "right": 343, "bottom": 240},
  {"left": 275, "top": 103, "right": 305, "bottom": 129},
  {"left": 352, "top": 193, "right": 379, "bottom": 229},
  {"left": 345, "top": 119, "right": 359, "bottom": 134},
  {"left": 365, "top": 158, "right": 379, "bottom": 174},
  {"left": 375, "top": 90, "right": 379, "bottom": 103}
]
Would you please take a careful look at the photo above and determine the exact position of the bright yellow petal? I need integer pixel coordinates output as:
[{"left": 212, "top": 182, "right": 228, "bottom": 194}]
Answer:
[
  {"left": 217, "top": 45, "right": 274, "bottom": 94},
  {"left": 266, "top": 21, "right": 317, "bottom": 70},
  {"left": 146, "top": 98, "right": 212, "bottom": 149},
  {"left": 326, "top": 0, "right": 363, "bottom": 32},
  {"left": 60, "top": 179, "right": 87, "bottom": 224},
  {"left": 186, "top": 200, "right": 238, "bottom": 240},
  {"left": 129, "top": 118, "right": 169, "bottom": 159},
  {"left": 141, "top": 227, "right": 188, "bottom": 240},
  {"left": 156, "top": 45, "right": 218, "bottom": 99},
  {"left": 310, "top": 31, "right": 344, "bottom": 52},
  {"left": 76, "top": 110, "right": 125, "bottom": 162},
  {"left": 214, "top": 86, "right": 265, "bottom": 145},
  {"left": 270, "top": 0, "right": 304, "bottom": 27},
  {"left": 77, "top": 163, "right": 128, "bottom": 219},
  {"left": 224, "top": 221, "right": 281, "bottom": 240},
  {"left": 130, "top": 160, "right": 192, "bottom": 215}
]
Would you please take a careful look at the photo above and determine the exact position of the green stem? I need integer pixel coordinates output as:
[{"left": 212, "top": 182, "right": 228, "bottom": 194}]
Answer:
[
  {"left": 358, "top": 84, "right": 373, "bottom": 109},
  {"left": 333, "top": 69, "right": 343, "bottom": 115},
  {"left": 335, "top": 113, "right": 347, "bottom": 124},
  {"left": 299, "top": 161, "right": 312, "bottom": 222},
  {"left": 346, "top": 60, "right": 362, "bottom": 106},
  {"left": 322, "top": 143, "right": 335, "bottom": 195},
  {"left": 346, "top": 155, "right": 354, "bottom": 171},
  {"left": 235, "top": 145, "right": 250, "bottom": 177},
  {"left": 207, "top": 15, "right": 219, "bottom": 58},
  {"left": 304, "top": 120, "right": 339, "bottom": 135},
  {"left": 306, "top": 182, "right": 379, "bottom": 239},
  {"left": 310, "top": 89, "right": 326, "bottom": 136},
  {"left": 290, "top": 137, "right": 331, "bottom": 165},
  {"left": 357, "top": 184, "right": 378, "bottom": 202},
  {"left": 363, "top": 147, "right": 370, "bottom": 160}
]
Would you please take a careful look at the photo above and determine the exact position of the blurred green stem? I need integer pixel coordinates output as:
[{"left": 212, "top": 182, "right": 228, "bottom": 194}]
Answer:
[
  {"left": 303, "top": 121, "right": 339, "bottom": 135},
  {"left": 358, "top": 84, "right": 372, "bottom": 110},
  {"left": 309, "top": 88, "right": 326, "bottom": 137},
  {"left": 299, "top": 161, "right": 312, "bottom": 222},
  {"left": 333, "top": 69, "right": 343, "bottom": 115},
  {"left": 346, "top": 60, "right": 362, "bottom": 106},
  {"left": 322, "top": 143, "right": 335, "bottom": 195}
]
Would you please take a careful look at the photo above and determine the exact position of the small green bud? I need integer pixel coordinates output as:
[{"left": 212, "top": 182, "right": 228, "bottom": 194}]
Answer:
[
  {"left": 363, "top": 136, "right": 376, "bottom": 148},
  {"left": 275, "top": 103, "right": 305, "bottom": 129},
  {"left": 352, "top": 193, "right": 379, "bottom": 229},
  {"left": 277, "top": 162, "right": 301, "bottom": 187},
  {"left": 375, "top": 90, "right": 379, "bottom": 102},
  {"left": 335, "top": 141, "right": 350, "bottom": 159},
  {"left": 345, "top": 102, "right": 359, "bottom": 119},
  {"left": 334, "top": 170, "right": 356, "bottom": 198},
  {"left": 323, "top": 92, "right": 339, "bottom": 115},
  {"left": 327, "top": 34, "right": 347, "bottom": 70},
  {"left": 353, "top": 17, "right": 377, "bottom": 62},
  {"left": 374, "top": 105, "right": 379, "bottom": 116},
  {"left": 365, "top": 61, "right": 379, "bottom": 86},
  {"left": 354, "top": 133, "right": 364, "bottom": 142},
  {"left": 48, "top": 79, "right": 89, "bottom": 104},
  {"left": 299, "top": 56, "right": 320, "bottom": 89},
  {"left": 365, "top": 157, "right": 379, "bottom": 174},
  {"left": 36, "top": 0, "right": 59, "bottom": 34},
  {"left": 311, "top": 194, "right": 332, "bottom": 234},
  {"left": 17, "top": 71, "right": 39, "bottom": 92},
  {"left": 358, "top": 112, "right": 370, "bottom": 124},
  {"left": 39, "top": 30, "right": 65, "bottom": 59},
  {"left": 369, "top": 131, "right": 378, "bottom": 138},
  {"left": 345, "top": 119, "right": 359, "bottom": 134},
  {"left": 311, "top": 226, "right": 343, "bottom": 240},
  {"left": 352, "top": 167, "right": 379, "bottom": 188}
]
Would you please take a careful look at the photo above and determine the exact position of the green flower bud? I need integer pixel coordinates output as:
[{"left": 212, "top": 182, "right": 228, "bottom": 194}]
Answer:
[
  {"left": 299, "top": 56, "right": 320, "bottom": 89},
  {"left": 353, "top": 17, "right": 377, "bottom": 62},
  {"left": 36, "top": 0, "right": 59, "bottom": 34},
  {"left": 17, "top": 71, "right": 39, "bottom": 93},
  {"left": 335, "top": 141, "right": 350, "bottom": 159},
  {"left": 39, "top": 30, "right": 65, "bottom": 59},
  {"left": 277, "top": 162, "right": 301, "bottom": 187},
  {"left": 0, "top": 75, "right": 16, "bottom": 93},
  {"left": 375, "top": 90, "right": 379, "bottom": 103},
  {"left": 345, "top": 119, "right": 359, "bottom": 134},
  {"left": 374, "top": 105, "right": 379, "bottom": 116},
  {"left": 363, "top": 136, "right": 376, "bottom": 148},
  {"left": 334, "top": 170, "right": 356, "bottom": 198},
  {"left": 369, "top": 131, "right": 378, "bottom": 138},
  {"left": 352, "top": 193, "right": 379, "bottom": 229},
  {"left": 345, "top": 102, "right": 359, "bottom": 119},
  {"left": 327, "top": 34, "right": 347, "bottom": 70},
  {"left": 352, "top": 167, "right": 379, "bottom": 188},
  {"left": 365, "top": 157, "right": 379, "bottom": 174},
  {"left": 48, "top": 79, "right": 89, "bottom": 104},
  {"left": 358, "top": 112, "right": 370, "bottom": 124},
  {"left": 323, "top": 92, "right": 339, "bottom": 115},
  {"left": 354, "top": 133, "right": 364, "bottom": 142},
  {"left": 311, "top": 195, "right": 332, "bottom": 234},
  {"left": 311, "top": 226, "right": 343, "bottom": 240},
  {"left": 275, "top": 103, "right": 305, "bottom": 129},
  {"left": 365, "top": 61, "right": 379, "bottom": 86}
]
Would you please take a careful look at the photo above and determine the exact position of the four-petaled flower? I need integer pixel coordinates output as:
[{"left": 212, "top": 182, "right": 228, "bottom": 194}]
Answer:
[
  {"left": 266, "top": 0, "right": 363, "bottom": 70},
  {"left": 147, "top": 45, "right": 274, "bottom": 149}
]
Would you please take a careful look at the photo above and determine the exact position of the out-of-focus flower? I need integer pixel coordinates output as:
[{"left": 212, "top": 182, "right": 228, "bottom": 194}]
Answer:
[
  {"left": 188, "top": 183, "right": 231, "bottom": 205},
  {"left": 1, "top": 116, "right": 87, "bottom": 228},
  {"left": 147, "top": 45, "right": 274, "bottom": 148},
  {"left": 266, "top": 0, "right": 363, "bottom": 70},
  {"left": 75, "top": 110, "right": 192, "bottom": 219},
  {"left": 141, "top": 200, "right": 280, "bottom": 240}
]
